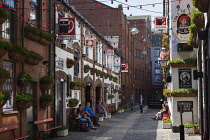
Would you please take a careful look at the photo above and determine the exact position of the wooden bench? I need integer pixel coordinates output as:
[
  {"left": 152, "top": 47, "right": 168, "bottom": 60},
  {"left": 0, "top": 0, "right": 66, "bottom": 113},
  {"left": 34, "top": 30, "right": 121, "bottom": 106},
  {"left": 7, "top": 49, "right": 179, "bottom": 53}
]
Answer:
[
  {"left": 34, "top": 118, "right": 61, "bottom": 140},
  {"left": 0, "top": 125, "right": 29, "bottom": 140},
  {"left": 69, "top": 114, "right": 88, "bottom": 131},
  {"left": 107, "top": 105, "right": 116, "bottom": 115}
]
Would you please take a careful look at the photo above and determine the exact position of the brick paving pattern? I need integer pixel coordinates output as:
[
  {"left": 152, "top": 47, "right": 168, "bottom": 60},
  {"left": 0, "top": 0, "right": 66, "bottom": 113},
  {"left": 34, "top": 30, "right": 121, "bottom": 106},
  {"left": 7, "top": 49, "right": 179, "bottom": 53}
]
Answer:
[{"left": 50, "top": 108, "right": 201, "bottom": 140}]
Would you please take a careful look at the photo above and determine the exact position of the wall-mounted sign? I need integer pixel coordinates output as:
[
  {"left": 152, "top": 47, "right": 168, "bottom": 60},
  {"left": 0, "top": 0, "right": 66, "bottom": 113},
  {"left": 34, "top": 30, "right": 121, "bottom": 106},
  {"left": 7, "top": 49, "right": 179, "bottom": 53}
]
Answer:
[
  {"left": 179, "top": 69, "right": 192, "bottom": 88},
  {"left": 177, "top": 101, "right": 193, "bottom": 112},
  {"left": 105, "top": 49, "right": 114, "bottom": 55},
  {"left": 114, "top": 57, "right": 121, "bottom": 67},
  {"left": 85, "top": 40, "right": 94, "bottom": 47},
  {"left": 121, "top": 63, "right": 128, "bottom": 72},
  {"left": 172, "top": 9, "right": 191, "bottom": 41},
  {"left": 154, "top": 17, "right": 167, "bottom": 33},
  {"left": 56, "top": 57, "right": 64, "bottom": 70},
  {"left": 58, "top": 18, "right": 75, "bottom": 40}
]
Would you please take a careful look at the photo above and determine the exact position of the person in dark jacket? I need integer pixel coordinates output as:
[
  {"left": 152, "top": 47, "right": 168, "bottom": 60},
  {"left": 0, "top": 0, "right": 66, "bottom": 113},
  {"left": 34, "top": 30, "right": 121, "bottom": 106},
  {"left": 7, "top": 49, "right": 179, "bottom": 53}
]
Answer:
[{"left": 139, "top": 95, "right": 144, "bottom": 113}]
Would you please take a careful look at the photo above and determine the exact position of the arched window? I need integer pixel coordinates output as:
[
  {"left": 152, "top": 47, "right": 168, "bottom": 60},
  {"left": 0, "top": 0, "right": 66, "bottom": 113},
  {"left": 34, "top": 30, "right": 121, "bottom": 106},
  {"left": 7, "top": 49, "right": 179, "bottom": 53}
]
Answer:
[{"left": 74, "top": 50, "right": 80, "bottom": 76}]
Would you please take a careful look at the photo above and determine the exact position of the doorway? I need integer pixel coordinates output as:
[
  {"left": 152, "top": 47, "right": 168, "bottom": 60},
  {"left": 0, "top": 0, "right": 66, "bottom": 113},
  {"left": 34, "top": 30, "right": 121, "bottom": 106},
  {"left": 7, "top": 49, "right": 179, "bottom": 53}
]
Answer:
[
  {"left": 95, "top": 86, "right": 101, "bottom": 105},
  {"left": 27, "top": 82, "right": 35, "bottom": 139},
  {"left": 56, "top": 80, "right": 64, "bottom": 125},
  {"left": 85, "top": 84, "right": 92, "bottom": 107}
]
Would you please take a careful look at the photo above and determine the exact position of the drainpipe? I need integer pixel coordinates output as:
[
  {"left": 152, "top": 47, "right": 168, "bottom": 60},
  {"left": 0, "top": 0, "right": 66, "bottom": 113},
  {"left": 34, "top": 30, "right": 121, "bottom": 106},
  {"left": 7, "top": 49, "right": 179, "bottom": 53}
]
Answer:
[{"left": 48, "top": 0, "right": 52, "bottom": 76}]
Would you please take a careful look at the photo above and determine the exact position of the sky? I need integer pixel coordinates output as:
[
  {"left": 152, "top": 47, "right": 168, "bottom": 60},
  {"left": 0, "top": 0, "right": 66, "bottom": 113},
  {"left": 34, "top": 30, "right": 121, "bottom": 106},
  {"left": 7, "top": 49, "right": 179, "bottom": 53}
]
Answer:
[{"left": 97, "top": 0, "right": 163, "bottom": 18}]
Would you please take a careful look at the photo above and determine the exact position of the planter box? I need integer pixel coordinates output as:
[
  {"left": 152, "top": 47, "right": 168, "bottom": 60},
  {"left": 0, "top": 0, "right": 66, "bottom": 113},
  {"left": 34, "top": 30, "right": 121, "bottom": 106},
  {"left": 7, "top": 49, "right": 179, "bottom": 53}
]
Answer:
[
  {"left": 121, "top": 109, "right": 124, "bottom": 112},
  {"left": 117, "top": 110, "right": 121, "bottom": 113},
  {"left": 184, "top": 128, "right": 199, "bottom": 134},
  {"left": 57, "top": 129, "right": 68, "bottom": 137},
  {"left": 170, "top": 63, "right": 197, "bottom": 68},
  {"left": 172, "top": 126, "right": 180, "bottom": 133},
  {"left": 163, "top": 122, "right": 172, "bottom": 129},
  {"left": 99, "top": 117, "right": 104, "bottom": 122}
]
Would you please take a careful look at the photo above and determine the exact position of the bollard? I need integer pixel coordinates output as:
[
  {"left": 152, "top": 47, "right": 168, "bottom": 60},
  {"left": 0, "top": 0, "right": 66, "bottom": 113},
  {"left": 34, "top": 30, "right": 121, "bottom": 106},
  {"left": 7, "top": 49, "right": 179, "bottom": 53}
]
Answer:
[{"left": 180, "top": 125, "right": 185, "bottom": 140}]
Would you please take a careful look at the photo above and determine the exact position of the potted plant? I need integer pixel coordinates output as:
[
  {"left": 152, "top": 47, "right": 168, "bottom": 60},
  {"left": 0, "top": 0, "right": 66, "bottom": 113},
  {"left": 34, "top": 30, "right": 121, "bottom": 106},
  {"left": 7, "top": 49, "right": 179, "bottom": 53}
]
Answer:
[
  {"left": 0, "top": 91, "right": 10, "bottom": 107},
  {"left": 25, "top": 50, "right": 44, "bottom": 65},
  {"left": 40, "top": 94, "right": 54, "bottom": 109},
  {"left": 113, "top": 89, "right": 118, "bottom": 93},
  {"left": 39, "top": 76, "right": 55, "bottom": 91},
  {"left": 113, "top": 77, "right": 118, "bottom": 82},
  {"left": 16, "top": 93, "right": 33, "bottom": 110},
  {"left": 70, "top": 81, "right": 86, "bottom": 90},
  {"left": 66, "top": 58, "right": 77, "bottom": 68},
  {"left": 109, "top": 75, "right": 114, "bottom": 80},
  {"left": 9, "top": 44, "right": 27, "bottom": 62},
  {"left": 184, "top": 122, "right": 199, "bottom": 134},
  {"left": 163, "top": 119, "right": 172, "bottom": 129},
  {"left": 0, "top": 68, "right": 10, "bottom": 84},
  {"left": 57, "top": 125, "right": 68, "bottom": 137},
  {"left": 119, "top": 94, "right": 122, "bottom": 99},
  {"left": 24, "top": 26, "right": 42, "bottom": 41},
  {"left": 0, "top": 39, "right": 11, "bottom": 57},
  {"left": 84, "top": 65, "right": 91, "bottom": 73},
  {"left": 39, "top": 30, "right": 54, "bottom": 46},
  {"left": 191, "top": 9, "right": 204, "bottom": 28},
  {"left": 0, "top": 8, "right": 9, "bottom": 24},
  {"left": 18, "top": 72, "right": 32, "bottom": 87},
  {"left": 95, "top": 69, "right": 100, "bottom": 77},
  {"left": 96, "top": 113, "right": 104, "bottom": 122},
  {"left": 69, "top": 98, "right": 79, "bottom": 107},
  {"left": 108, "top": 94, "right": 114, "bottom": 100},
  {"left": 104, "top": 73, "right": 109, "bottom": 79}
]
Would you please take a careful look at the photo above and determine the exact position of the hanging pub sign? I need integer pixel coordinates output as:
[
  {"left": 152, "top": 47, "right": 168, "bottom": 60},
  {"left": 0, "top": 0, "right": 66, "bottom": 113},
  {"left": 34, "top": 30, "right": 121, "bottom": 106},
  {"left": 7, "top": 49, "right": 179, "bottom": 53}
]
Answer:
[
  {"left": 85, "top": 40, "right": 94, "bottom": 47},
  {"left": 154, "top": 17, "right": 167, "bottom": 33},
  {"left": 58, "top": 18, "right": 75, "bottom": 40},
  {"left": 121, "top": 63, "right": 128, "bottom": 72},
  {"left": 114, "top": 57, "right": 121, "bottom": 67},
  {"left": 172, "top": 9, "right": 191, "bottom": 41},
  {"left": 179, "top": 69, "right": 192, "bottom": 88}
]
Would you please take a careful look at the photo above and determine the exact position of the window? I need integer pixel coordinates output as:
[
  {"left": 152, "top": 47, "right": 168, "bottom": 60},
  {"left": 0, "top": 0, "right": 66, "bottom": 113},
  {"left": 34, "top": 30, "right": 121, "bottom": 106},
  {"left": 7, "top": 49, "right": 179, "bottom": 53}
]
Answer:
[
  {"left": 154, "top": 49, "right": 160, "bottom": 57},
  {"left": 2, "top": 19, "right": 10, "bottom": 42},
  {"left": 138, "top": 50, "right": 141, "bottom": 58},
  {"left": 4, "top": 0, "right": 15, "bottom": 9},
  {"left": 30, "top": 1, "right": 38, "bottom": 25},
  {"left": 74, "top": 50, "right": 80, "bottom": 77},
  {"left": 85, "top": 47, "right": 89, "bottom": 58},
  {"left": 135, "top": 69, "right": 138, "bottom": 80},
  {"left": 142, "top": 70, "right": 144, "bottom": 80},
  {"left": 3, "top": 61, "right": 14, "bottom": 111},
  {"left": 134, "top": 49, "right": 137, "bottom": 57},
  {"left": 139, "top": 70, "right": 141, "bottom": 80}
]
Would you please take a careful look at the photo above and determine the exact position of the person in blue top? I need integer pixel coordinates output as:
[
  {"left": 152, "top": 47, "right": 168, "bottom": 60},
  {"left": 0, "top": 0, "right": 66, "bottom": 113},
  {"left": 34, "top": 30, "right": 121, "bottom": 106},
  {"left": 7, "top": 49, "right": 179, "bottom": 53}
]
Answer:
[
  {"left": 84, "top": 102, "right": 100, "bottom": 126},
  {"left": 139, "top": 95, "right": 144, "bottom": 113},
  {"left": 130, "top": 95, "right": 135, "bottom": 110}
]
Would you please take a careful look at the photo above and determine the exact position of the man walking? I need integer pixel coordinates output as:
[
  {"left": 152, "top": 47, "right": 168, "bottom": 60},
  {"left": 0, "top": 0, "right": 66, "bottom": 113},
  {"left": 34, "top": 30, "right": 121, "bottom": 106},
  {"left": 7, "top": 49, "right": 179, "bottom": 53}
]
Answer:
[
  {"left": 130, "top": 95, "right": 135, "bottom": 110},
  {"left": 139, "top": 95, "right": 144, "bottom": 113}
]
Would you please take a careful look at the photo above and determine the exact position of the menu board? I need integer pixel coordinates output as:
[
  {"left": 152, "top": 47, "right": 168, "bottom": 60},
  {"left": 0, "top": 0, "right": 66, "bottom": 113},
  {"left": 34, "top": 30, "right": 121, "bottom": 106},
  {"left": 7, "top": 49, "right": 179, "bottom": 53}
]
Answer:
[{"left": 177, "top": 101, "right": 193, "bottom": 112}]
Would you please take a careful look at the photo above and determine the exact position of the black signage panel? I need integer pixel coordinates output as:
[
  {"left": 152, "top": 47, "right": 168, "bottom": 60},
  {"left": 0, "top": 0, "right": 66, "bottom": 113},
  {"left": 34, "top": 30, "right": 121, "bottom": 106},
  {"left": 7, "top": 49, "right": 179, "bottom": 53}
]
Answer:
[
  {"left": 179, "top": 69, "right": 192, "bottom": 88},
  {"left": 177, "top": 101, "right": 193, "bottom": 112}
]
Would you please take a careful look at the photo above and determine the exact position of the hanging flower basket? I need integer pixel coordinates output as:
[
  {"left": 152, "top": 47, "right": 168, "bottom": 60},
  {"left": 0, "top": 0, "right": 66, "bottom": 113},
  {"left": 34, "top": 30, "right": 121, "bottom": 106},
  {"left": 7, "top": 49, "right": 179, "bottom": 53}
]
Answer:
[
  {"left": 90, "top": 70, "right": 95, "bottom": 75},
  {"left": 40, "top": 100, "right": 52, "bottom": 109},
  {"left": 84, "top": 68, "right": 89, "bottom": 73},
  {"left": 67, "top": 63, "right": 74, "bottom": 68},
  {"left": 0, "top": 48, "right": 8, "bottom": 57},
  {"left": 197, "top": 0, "right": 208, "bottom": 12},
  {"left": 194, "top": 14, "right": 205, "bottom": 29},
  {"left": 0, "top": 17, "right": 6, "bottom": 24},
  {"left": 0, "top": 100, "right": 7, "bottom": 107},
  {"left": 170, "top": 63, "right": 197, "bottom": 67},
  {"left": 40, "top": 83, "right": 53, "bottom": 91},
  {"left": 17, "top": 101, "right": 32, "bottom": 110},
  {"left": 96, "top": 73, "right": 100, "bottom": 77},
  {"left": 39, "top": 38, "right": 51, "bottom": 46},
  {"left": 0, "top": 77, "right": 8, "bottom": 84},
  {"left": 25, "top": 57, "right": 41, "bottom": 65},
  {"left": 69, "top": 98, "right": 79, "bottom": 107},
  {"left": 25, "top": 31, "right": 41, "bottom": 42},
  {"left": 9, "top": 52, "right": 25, "bottom": 62},
  {"left": 69, "top": 103, "right": 78, "bottom": 107}
]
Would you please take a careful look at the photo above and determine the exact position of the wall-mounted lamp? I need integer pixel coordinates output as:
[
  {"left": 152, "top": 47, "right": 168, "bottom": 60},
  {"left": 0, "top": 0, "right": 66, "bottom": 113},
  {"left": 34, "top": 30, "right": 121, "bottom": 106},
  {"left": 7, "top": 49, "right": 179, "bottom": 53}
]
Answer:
[
  {"left": 61, "top": 44, "right": 66, "bottom": 48},
  {"left": 82, "top": 54, "right": 86, "bottom": 57},
  {"left": 130, "top": 27, "right": 139, "bottom": 35},
  {"left": 103, "top": 65, "right": 106, "bottom": 68}
]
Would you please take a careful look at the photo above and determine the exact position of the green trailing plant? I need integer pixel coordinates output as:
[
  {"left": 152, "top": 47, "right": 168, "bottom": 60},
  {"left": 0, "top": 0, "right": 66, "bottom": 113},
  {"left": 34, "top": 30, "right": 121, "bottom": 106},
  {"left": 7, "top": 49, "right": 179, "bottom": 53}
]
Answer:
[
  {"left": 184, "top": 58, "right": 197, "bottom": 64},
  {"left": 109, "top": 75, "right": 114, "bottom": 79},
  {"left": 184, "top": 122, "right": 199, "bottom": 128},
  {"left": 189, "top": 24, "right": 197, "bottom": 34},
  {"left": 90, "top": 68, "right": 98, "bottom": 73},
  {"left": 69, "top": 98, "right": 79, "bottom": 105},
  {"left": 163, "top": 89, "right": 198, "bottom": 96},
  {"left": 0, "top": 91, "right": 10, "bottom": 100},
  {"left": 71, "top": 81, "right": 86, "bottom": 88},
  {"left": 96, "top": 113, "right": 103, "bottom": 117},
  {"left": 0, "top": 39, "right": 11, "bottom": 50},
  {"left": 26, "top": 50, "right": 44, "bottom": 60},
  {"left": 0, "top": 68, "right": 10, "bottom": 78},
  {"left": 67, "top": 58, "right": 77, "bottom": 65},
  {"left": 41, "top": 31, "right": 54, "bottom": 42},
  {"left": 163, "top": 52, "right": 169, "bottom": 59},
  {"left": 191, "top": 9, "right": 203, "bottom": 23},
  {"left": 84, "top": 65, "right": 91, "bottom": 69},
  {"left": 104, "top": 73, "right": 109, "bottom": 77},
  {"left": 16, "top": 93, "right": 33, "bottom": 102},
  {"left": 40, "top": 76, "right": 55, "bottom": 84},
  {"left": 113, "top": 89, "right": 119, "bottom": 93},
  {"left": 113, "top": 76, "right": 118, "bottom": 81},
  {"left": 163, "top": 119, "right": 172, "bottom": 123},
  {"left": 57, "top": 125, "right": 68, "bottom": 130},
  {"left": 9, "top": 44, "right": 27, "bottom": 56},
  {"left": 0, "top": 8, "right": 10, "bottom": 18},
  {"left": 18, "top": 73, "right": 32, "bottom": 84},
  {"left": 108, "top": 94, "right": 114, "bottom": 99},
  {"left": 40, "top": 94, "right": 54, "bottom": 101},
  {"left": 25, "top": 26, "right": 42, "bottom": 36},
  {"left": 168, "top": 59, "right": 185, "bottom": 64},
  {"left": 192, "top": 0, "right": 197, "bottom": 6}
]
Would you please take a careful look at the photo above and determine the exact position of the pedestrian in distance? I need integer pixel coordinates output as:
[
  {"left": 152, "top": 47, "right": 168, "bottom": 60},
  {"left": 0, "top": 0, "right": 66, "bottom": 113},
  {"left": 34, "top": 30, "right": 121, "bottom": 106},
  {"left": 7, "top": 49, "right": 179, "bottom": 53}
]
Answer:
[
  {"left": 130, "top": 95, "right": 135, "bottom": 110},
  {"left": 139, "top": 95, "right": 144, "bottom": 113}
]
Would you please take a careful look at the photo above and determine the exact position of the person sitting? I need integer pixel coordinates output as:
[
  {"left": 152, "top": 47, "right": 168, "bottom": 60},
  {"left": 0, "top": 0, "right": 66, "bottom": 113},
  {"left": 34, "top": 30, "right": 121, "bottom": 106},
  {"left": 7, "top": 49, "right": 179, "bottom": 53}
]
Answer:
[
  {"left": 84, "top": 102, "right": 100, "bottom": 126},
  {"left": 151, "top": 101, "right": 169, "bottom": 120},
  {"left": 96, "top": 100, "right": 107, "bottom": 119},
  {"left": 71, "top": 108, "right": 95, "bottom": 131}
]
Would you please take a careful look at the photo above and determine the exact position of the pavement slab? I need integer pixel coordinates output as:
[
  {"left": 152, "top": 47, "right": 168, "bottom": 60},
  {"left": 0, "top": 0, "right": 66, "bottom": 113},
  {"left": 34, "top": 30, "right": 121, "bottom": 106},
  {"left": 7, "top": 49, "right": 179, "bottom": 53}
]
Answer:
[{"left": 50, "top": 107, "right": 201, "bottom": 140}]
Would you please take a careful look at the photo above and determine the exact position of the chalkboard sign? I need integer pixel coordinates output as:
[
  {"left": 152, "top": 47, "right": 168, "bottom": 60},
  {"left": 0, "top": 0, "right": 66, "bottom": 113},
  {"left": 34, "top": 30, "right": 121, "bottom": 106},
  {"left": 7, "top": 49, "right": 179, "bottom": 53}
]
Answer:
[{"left": 177, "top": 101, "right": 193, "bottom": 112}]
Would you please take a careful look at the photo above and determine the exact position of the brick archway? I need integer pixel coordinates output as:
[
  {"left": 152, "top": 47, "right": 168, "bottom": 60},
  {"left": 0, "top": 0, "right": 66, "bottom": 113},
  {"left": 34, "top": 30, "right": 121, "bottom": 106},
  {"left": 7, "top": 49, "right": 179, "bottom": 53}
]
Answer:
[{"left": 55, "top": 70, "right": 67, "bottom": 81}]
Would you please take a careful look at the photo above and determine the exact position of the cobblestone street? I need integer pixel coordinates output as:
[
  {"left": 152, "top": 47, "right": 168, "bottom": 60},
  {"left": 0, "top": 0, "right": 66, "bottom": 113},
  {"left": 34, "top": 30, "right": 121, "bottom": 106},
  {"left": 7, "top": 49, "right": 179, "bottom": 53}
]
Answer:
[{"left": 51, "top": 108, "right": 201, "bottom": 140}]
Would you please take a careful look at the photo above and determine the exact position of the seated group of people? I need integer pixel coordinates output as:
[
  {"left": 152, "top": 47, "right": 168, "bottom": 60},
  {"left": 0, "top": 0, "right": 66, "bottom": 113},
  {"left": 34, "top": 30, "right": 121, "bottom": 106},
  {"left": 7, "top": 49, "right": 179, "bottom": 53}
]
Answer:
[
  {"left": 151, "top": 101, "right": 169, "bottom": 120},
  {"left": 71, "top": 101, "right": 107, "bottom": 131}
]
